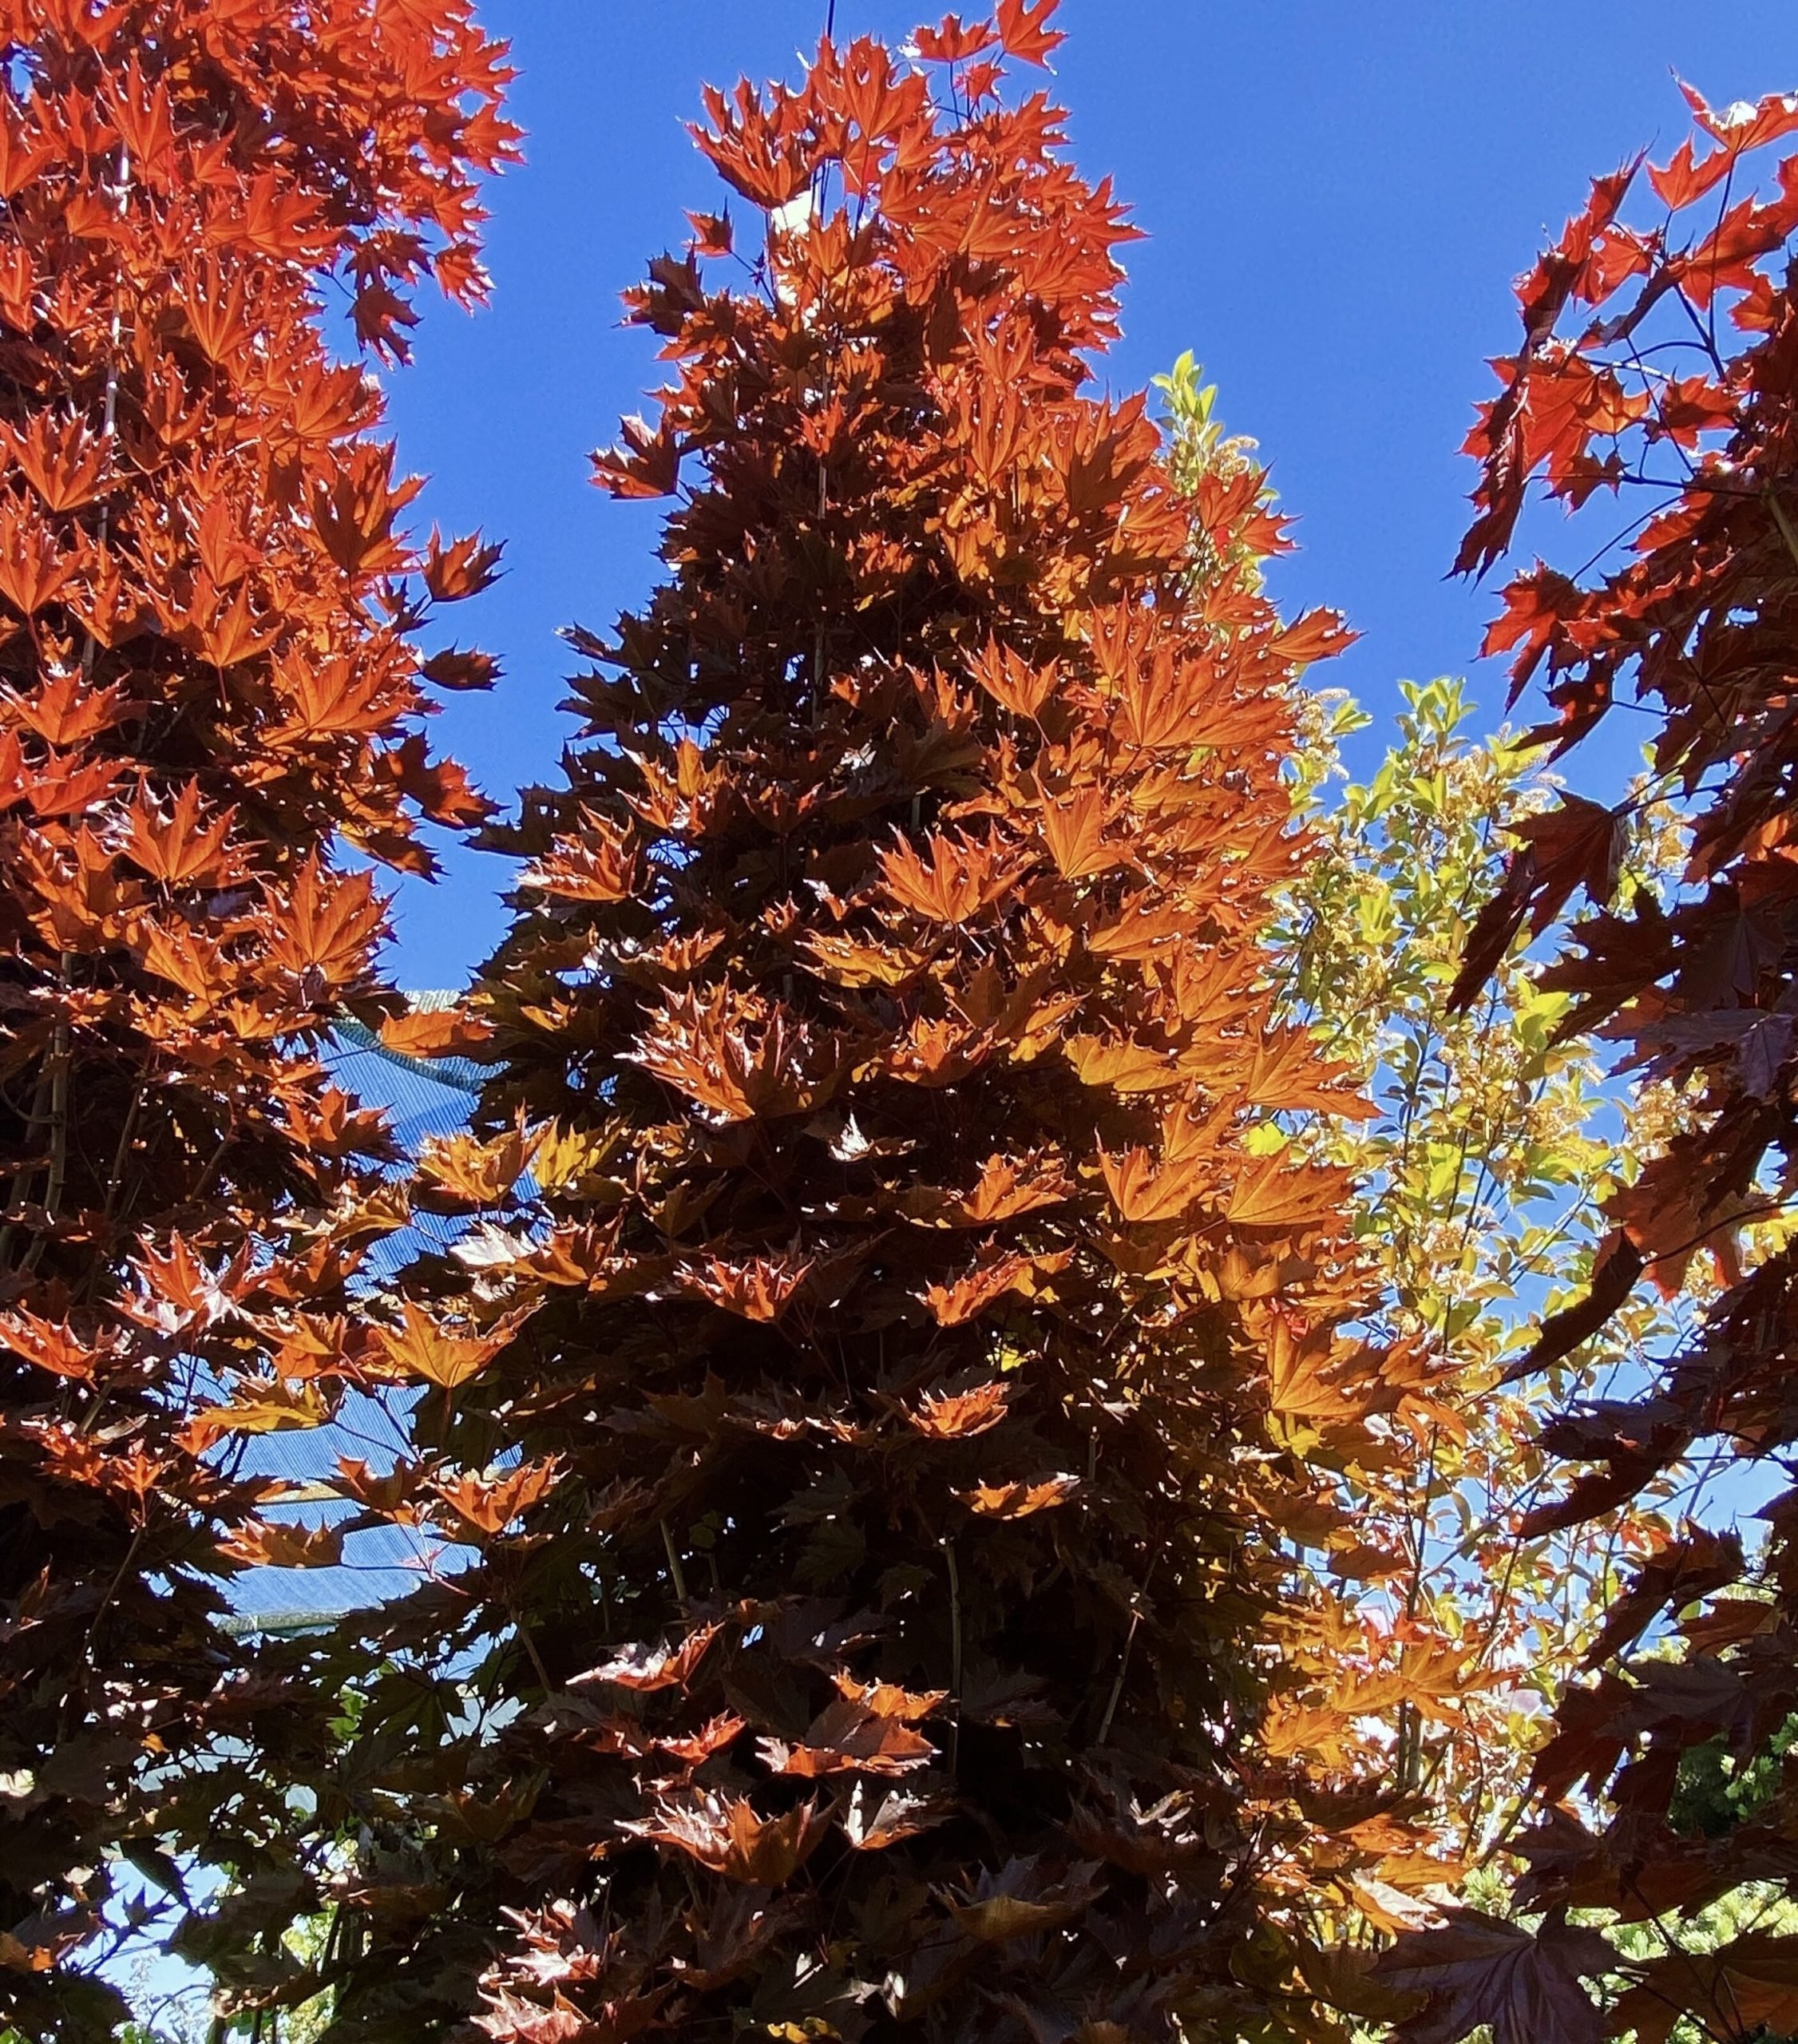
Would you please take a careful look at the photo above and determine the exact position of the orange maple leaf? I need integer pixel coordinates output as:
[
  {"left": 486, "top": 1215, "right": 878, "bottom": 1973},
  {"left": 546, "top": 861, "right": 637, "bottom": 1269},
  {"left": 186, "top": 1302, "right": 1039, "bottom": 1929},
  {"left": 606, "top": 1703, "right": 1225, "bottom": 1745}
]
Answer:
[
  {"left": 629, "top": 1792, "right": 830, "bottom": 1884},
  {"left": 374, "top": 1301, "right": 517, "bottom": 1390},
  {"left": 953, "top": 1473, "right": 1081, "bottom": 1518}
]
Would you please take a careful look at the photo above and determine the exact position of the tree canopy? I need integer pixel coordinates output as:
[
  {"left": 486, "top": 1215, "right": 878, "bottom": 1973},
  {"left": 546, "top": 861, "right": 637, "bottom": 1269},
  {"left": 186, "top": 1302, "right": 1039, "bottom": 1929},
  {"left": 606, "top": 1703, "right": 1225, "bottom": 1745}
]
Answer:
[{"left": 4, "top": 8, "right": 1798, "bottom": 2044}]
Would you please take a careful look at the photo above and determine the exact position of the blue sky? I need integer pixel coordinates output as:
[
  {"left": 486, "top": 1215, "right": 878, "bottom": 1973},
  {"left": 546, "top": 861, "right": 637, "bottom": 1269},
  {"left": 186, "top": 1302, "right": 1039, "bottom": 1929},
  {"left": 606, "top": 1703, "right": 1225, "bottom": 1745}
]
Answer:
[{"left": 376, "top": 0, "right": 1798, "bottom": 988}]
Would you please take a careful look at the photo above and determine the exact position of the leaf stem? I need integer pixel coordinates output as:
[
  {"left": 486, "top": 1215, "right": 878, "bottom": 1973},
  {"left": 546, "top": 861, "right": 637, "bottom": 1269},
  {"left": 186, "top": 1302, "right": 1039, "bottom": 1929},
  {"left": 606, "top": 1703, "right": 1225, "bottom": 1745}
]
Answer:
[{"left": 660, "top": 1517, "right": 690, "bottom": 1606}]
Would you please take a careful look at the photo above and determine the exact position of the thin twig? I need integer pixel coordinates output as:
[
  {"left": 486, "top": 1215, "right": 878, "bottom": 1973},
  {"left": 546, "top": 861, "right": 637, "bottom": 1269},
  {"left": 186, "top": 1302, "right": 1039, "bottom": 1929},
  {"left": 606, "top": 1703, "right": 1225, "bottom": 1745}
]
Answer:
[
  {"left": 20, "top": 954, "right": 74, "bottom": 1278},
  {"left": 1767, "top": 489, "right": 1798, "bottom": 576},
  {"left": 1097, "top": 1553, "right": 1158, "bottom": 1745},
  {"left": 513, "top": 1613, "right": 553, "bottom": 1695},
  {"left": 659, "top": 1517, "right": 690, "bottom": 1606},
  {"left": 940, "top": 1535, "right": 962, "bottom": 1768}
]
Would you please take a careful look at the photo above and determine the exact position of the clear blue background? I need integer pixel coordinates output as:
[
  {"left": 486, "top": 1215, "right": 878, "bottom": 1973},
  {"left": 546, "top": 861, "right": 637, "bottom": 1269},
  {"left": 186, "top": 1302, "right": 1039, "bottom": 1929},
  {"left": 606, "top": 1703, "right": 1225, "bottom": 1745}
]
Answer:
[{"left": 377, "top": 0, "right": 1798, "bottom": 988}]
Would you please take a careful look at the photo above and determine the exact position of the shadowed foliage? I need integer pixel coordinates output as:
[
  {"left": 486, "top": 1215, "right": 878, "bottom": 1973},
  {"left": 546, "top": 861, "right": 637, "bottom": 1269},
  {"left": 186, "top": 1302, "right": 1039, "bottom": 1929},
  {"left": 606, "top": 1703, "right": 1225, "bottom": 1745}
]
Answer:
[
  {"left": 1387, "top": 76, "right": 1798, "bottom": 2044},
  {"left": 291, "top": 10, "right": 1495, "bottom": 2042},
  {"left": 0, "top": 2, "right": 513, "bottom": 2034}
]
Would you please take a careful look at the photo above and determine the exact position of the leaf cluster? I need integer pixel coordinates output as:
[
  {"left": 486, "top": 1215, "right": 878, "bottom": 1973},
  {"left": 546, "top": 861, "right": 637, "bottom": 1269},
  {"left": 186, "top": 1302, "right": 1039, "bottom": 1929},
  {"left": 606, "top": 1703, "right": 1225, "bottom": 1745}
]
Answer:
[
  {"left": 1376, "top": 78, "right": 1798, "bottom": 2044},
  {"left": 255, "top": 11, "right": 1488, "bottom": 2042},
  {"left": 0, "top": 3, "right": 514, "bottom": 2036}
]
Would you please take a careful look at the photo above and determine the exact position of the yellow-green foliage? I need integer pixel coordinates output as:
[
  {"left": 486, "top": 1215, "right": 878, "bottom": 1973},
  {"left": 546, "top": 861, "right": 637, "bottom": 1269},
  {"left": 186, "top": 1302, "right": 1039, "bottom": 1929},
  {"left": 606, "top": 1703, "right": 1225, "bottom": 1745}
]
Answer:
[{"left": 1277, "top": 673, "right": 1693, "bottom": 1833}]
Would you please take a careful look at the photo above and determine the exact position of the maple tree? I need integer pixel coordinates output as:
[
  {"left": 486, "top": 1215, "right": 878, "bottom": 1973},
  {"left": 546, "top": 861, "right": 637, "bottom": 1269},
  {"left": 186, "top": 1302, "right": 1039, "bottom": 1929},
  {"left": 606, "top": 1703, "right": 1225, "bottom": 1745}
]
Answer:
[
  {"left": 0, "top": 2, "right": 514, "bottom": 2035},
  {"left": 45, "top": 15, "right": 1798, "bottom": 2042},
  {"left": 251, "top": 11, "right": 1519, "bottom": 2042},
  {"left": 1277, "top": 659, "right": 1692, "bottom": 1835},
  {"left": 1170, "top": 367, "right": 1757, "bottom": 2044},
  {"left": 1378, "top": 77, "right": 1798, "bottom": 2044}
]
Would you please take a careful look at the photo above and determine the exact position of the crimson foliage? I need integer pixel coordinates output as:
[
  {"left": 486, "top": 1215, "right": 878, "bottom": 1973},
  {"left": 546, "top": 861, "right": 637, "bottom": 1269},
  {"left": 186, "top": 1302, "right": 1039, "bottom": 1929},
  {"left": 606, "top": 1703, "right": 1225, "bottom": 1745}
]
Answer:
[
  {"left": 0, "top": 3, "right": 513, "bottom": 2034},
  {"left": 298, "top": 12, "right": 1452, "bottom": 2044},
  {"left": 1417, "top": 77, "right": 1798, "bottom": 2044}
]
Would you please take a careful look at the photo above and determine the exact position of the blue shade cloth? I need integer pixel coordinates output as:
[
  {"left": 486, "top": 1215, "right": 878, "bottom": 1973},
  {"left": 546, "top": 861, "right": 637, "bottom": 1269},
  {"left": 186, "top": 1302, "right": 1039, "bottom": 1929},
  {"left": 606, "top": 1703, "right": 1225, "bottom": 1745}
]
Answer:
[{"left": 222, "top": 1004, "right": 484, "bottom": 1631}]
